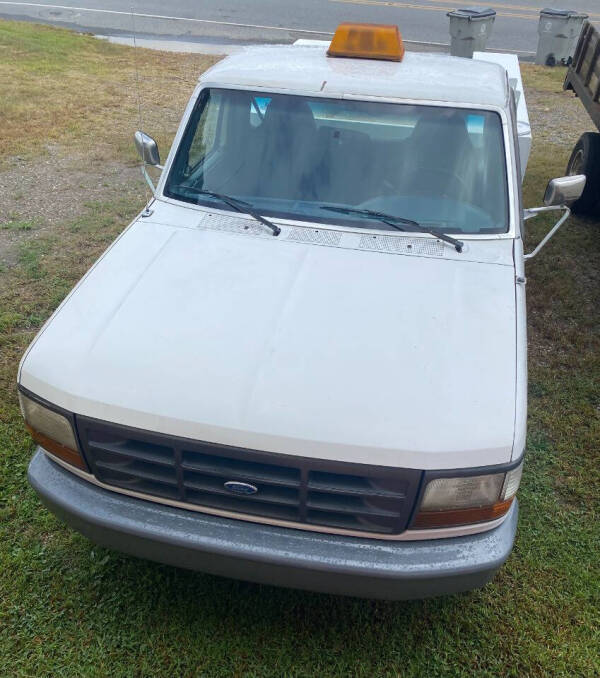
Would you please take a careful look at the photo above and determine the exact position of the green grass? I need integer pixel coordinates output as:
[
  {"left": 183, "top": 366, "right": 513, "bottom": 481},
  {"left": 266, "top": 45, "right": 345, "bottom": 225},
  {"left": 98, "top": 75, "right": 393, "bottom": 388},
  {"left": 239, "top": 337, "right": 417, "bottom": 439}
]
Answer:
[
  {"left": 1, "top": 20, "right": 599, "bottom": 677},
  {"left": 0, "top": 219, "right": 34, "bottom": 231}
]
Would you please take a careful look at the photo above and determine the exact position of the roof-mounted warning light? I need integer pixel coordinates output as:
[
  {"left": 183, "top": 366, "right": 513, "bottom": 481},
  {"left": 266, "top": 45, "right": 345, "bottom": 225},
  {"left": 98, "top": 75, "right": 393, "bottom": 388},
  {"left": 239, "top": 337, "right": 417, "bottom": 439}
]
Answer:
[{"left": 327, "top": 23, "right": 405, "bottom": 62}]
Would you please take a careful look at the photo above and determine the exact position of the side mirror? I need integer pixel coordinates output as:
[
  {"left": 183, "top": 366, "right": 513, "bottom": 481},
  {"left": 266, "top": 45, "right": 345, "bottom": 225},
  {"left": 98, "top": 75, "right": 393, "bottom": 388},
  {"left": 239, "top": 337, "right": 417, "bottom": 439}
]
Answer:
[
  {"left": 134, "top": 131, "right": 161, "bottom": 166},
  {"left": 523, "top": 174, "right": 586, "bottom": 261},
  {"left": 543, "top": 175, "right": 586, "bottom": 206}
]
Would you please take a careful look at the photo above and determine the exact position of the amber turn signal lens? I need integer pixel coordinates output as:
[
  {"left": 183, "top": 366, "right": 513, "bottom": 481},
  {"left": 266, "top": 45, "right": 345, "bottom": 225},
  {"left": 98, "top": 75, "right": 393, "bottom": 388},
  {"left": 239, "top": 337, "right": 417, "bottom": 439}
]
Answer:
[
  {"left": 413, "top": 498, "right": 514, "bottom": 529},
  {"left": 26, "top": 424, "right": 87, "bottom": 470},
  {"left": 328, "top": 23, "right": 405, "bottom": 62}
]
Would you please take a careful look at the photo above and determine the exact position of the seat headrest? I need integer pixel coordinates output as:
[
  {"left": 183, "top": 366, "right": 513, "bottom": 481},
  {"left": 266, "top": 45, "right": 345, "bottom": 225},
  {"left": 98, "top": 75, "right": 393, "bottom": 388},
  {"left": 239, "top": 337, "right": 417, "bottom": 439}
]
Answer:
[
  {"left": 411, "top": 112, "right": 470, "bottom": 147},
  {"left": 262, "top": 97, "right": 317, "bottom": 134}
]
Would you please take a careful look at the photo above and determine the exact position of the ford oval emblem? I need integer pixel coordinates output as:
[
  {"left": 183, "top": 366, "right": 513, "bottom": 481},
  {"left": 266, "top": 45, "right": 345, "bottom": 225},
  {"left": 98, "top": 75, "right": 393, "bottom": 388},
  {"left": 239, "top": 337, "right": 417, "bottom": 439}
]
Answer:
[{"left": 224, "top": 481, "right": 258, "bottom": 496}]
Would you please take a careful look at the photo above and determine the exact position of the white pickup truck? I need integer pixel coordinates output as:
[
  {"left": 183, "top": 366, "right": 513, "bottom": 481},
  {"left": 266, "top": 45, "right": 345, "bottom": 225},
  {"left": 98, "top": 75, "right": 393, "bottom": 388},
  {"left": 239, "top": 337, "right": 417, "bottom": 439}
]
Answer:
[{"left": 20, "top": 24, "right": 585, "bottom": 599}]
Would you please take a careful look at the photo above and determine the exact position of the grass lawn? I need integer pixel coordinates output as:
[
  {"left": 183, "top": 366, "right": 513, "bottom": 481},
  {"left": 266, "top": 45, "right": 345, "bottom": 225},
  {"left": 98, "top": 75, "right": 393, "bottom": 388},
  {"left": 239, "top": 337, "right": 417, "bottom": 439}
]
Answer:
[{"left": 1, "top": 19, "right": 599, "bottom": 677}]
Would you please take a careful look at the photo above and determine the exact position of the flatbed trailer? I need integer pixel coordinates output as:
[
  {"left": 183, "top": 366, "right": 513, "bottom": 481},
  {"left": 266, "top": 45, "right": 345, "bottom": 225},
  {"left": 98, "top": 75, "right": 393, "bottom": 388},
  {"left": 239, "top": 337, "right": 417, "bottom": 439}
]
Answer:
[{"left": 564, "top": 21, "right": 600, "bottom": 216}]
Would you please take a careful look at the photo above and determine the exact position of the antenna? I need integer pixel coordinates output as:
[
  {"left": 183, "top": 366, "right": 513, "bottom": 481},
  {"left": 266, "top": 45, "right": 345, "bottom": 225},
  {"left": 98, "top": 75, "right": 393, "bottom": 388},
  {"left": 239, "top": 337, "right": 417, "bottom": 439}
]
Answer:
[{"left": 131, "top": 5, "right": 154, "bottom": 217}]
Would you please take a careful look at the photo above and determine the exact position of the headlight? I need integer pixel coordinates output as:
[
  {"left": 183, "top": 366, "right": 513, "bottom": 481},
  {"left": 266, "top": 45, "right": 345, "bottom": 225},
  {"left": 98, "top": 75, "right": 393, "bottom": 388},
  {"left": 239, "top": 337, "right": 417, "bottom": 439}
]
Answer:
[
  {"left": 413, "top": 461, "right": 523, "bottom": 529},
  {"left": 18, "top": 390, "right": 87, "bottom": 470}
]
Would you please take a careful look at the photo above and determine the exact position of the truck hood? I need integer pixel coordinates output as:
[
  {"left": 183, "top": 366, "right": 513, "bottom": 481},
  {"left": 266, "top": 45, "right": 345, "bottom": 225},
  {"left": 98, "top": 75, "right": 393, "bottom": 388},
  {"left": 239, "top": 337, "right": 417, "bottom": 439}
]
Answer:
[{"left": 20, "top": 210, "right": 518, "bottom": 470}]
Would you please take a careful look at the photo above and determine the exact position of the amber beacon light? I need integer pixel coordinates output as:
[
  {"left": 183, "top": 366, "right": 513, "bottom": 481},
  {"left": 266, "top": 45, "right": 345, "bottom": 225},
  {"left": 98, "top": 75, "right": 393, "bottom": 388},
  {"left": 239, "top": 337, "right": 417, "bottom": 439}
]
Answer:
[{"left": 327, "top": 23, "right": 405, "bottom": 62}]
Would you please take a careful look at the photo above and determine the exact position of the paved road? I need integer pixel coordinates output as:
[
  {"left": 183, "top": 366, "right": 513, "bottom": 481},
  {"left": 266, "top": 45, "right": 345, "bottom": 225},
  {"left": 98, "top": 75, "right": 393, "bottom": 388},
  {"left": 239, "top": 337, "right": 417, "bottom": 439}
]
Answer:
[{"left": 0, "top": 0, "right": 598, "bottom": 54}]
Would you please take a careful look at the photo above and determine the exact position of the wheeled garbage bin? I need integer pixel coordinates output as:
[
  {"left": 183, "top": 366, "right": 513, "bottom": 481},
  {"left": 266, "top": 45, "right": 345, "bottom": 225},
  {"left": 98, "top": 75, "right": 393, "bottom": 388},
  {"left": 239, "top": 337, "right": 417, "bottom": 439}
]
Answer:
[
  {"left": 535, "top": 8, "right": 589, "bottom": 66},
  {"left": 447, "top": 7, "right": 496, "bottom": 59}
]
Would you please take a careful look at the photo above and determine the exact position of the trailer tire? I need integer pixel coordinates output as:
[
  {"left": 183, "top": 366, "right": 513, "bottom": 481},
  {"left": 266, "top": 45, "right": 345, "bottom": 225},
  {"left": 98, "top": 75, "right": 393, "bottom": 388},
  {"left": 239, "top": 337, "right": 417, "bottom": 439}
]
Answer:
[{"left": 566, "top": 132, "right": 600, "bottom": 217}]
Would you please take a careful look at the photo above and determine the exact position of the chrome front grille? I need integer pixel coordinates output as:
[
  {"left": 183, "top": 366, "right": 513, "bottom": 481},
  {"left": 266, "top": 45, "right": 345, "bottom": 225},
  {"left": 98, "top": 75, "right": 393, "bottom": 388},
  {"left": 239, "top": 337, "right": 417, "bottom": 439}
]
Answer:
[{"left": 77, "top": 417, "right": 422, "bottom": 535}]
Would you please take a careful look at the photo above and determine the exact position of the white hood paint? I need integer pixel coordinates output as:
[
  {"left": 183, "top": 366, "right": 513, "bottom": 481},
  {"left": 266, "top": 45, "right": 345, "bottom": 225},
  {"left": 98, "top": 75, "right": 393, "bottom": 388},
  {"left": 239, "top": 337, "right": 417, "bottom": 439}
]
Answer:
[{"left": 20, "top": 209, "right": 517, "bottom": 470}]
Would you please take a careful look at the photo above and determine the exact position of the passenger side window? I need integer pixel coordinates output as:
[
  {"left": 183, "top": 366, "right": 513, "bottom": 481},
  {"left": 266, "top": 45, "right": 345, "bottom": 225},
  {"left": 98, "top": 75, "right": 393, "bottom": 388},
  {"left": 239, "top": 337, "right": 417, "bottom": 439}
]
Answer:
[{"left": 187, "top": 91, "right": 224, "bottom": 169}]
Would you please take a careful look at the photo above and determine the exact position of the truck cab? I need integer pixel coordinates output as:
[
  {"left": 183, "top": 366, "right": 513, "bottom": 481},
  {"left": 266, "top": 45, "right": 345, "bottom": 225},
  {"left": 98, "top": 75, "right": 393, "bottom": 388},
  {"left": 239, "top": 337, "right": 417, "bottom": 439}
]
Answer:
[{"left": 20, "top": 24, "right": 585, "bottom": 599}]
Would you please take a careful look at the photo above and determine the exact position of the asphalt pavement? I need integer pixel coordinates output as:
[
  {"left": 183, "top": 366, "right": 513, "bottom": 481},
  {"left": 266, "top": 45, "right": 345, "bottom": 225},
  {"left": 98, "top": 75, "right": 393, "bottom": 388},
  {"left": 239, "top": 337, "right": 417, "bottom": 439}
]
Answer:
[{"left": 0, "top": 0, "right": 598, "bottom": 55}]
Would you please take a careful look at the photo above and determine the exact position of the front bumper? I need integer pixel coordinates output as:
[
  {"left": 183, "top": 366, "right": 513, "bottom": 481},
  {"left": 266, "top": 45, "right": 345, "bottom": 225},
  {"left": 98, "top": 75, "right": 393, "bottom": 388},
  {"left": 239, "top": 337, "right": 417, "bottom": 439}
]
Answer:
[{"left": 29, "top": 450, "right": 518, "bottom": 600}]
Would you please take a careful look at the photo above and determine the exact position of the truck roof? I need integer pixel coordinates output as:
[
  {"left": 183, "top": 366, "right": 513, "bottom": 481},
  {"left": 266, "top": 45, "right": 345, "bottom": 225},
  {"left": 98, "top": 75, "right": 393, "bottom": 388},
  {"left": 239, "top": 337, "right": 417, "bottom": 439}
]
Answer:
[{"left": 199, "top": 44, "right": 510, "bottom": 109}]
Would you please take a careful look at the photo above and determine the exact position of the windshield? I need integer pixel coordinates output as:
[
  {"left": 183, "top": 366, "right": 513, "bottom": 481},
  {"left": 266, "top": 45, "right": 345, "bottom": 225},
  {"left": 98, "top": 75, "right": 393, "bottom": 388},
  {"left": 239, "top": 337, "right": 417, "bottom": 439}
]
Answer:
[{"left": 165, "top": 88, "right": 510, "bottom": 234}]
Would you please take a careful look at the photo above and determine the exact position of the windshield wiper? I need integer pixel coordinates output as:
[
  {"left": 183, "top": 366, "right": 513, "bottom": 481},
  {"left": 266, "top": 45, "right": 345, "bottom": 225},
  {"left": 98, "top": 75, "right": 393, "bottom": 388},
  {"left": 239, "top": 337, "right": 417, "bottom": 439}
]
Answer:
[
  {"left": 197, "top": 190, "right": 281, "bottom": 236},
  {"left": 320, "top": 205, "right": 463, "bottom": 253}
]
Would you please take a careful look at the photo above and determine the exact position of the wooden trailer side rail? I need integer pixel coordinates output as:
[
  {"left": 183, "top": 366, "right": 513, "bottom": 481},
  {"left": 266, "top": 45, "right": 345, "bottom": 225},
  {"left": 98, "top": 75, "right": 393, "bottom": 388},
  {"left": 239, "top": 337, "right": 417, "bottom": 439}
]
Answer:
[{"left": 564, "top": 21, "right": 600, "bottom": 132}]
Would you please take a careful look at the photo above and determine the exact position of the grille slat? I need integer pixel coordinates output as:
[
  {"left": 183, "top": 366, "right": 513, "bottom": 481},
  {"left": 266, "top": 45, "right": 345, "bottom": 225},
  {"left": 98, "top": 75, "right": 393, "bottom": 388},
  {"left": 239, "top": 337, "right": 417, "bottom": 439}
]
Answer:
[
  {"left": 306, "top": 494, "right": 402, "bottom": 519},
  {"left": 94, "top": 459, "right": 179, "bottom": 487},
  {"left": 306, "top": 510, "right": 398, "bottom": 532},
  {"left": 91, "top": 468, "right": 181, "bottom": 501},
  {"left": 181, "top": 452, "right": 300, "bottom": 488},
  {"left": 185, "top": 490, "right": 299, "bottom": 521},
  {"left": 78, "top": 418, "right": 422, "bottom": 536},
  {"left": 88, "top": 440, "right": 175, "bottom": 467},
  {"left": 308, "top": 471, "right": 407, "bottom": 499}
]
